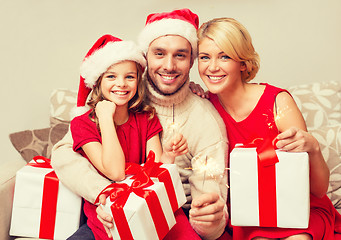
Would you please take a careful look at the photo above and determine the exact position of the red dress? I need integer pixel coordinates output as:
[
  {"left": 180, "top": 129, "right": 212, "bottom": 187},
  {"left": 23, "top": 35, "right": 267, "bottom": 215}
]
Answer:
[
  {"left": 210, "top": 83, "right": 341, "bottom": 240},
  {"left": 71, "top": 110, "right": 163, "bottom": 240}
]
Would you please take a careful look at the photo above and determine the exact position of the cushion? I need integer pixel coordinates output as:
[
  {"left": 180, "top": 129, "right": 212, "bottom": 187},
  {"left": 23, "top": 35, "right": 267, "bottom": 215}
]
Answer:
[
  {"left": 50, "top": 88, "right": 77, "bottom": 122},
  {"left": 9, "top": 120, "right": 69, "bottom": 162},
  {"left": 9, "top": 89, "right": 75, "bottom": 162},
  {"left": 287, "top": 81, "right": 341, "bottom": 130},
  {"left": 310, "top": 124, "right": 341, "bottom": 208},
  {"left": 9, "top": 128, "right": 50, "bottom": 162}
]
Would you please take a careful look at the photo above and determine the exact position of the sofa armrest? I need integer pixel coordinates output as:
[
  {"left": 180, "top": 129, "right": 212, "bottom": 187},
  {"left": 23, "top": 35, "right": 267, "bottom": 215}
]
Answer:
[{"left": 0, "top": 159, "right": 26, "bottom": 240}]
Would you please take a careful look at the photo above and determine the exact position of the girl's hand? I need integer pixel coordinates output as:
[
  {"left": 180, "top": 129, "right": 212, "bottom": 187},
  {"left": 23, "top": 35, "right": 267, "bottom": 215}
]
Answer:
[
  {"left": 162, "top": 133, "right": 188, "bottom": 163},
  {"left": 189, "top": 81, "right": 209, "bottom": 99},
  {"left": 95, "top": 100, "right": 117, "bottom": 119},
  {"left": 275, "top": 127, "right": 319, "bottom": 154}
]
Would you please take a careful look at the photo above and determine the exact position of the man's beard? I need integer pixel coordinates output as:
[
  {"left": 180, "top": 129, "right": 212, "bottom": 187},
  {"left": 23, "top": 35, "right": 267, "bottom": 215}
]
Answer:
[{"left": 146, "top": 73, "right": 188, "bottom": 96}]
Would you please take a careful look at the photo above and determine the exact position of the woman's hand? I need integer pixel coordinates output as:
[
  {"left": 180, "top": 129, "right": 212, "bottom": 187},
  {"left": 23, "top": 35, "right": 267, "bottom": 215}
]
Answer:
[{"left": 276, "top": 127, "right": 319, "bottom": 153}]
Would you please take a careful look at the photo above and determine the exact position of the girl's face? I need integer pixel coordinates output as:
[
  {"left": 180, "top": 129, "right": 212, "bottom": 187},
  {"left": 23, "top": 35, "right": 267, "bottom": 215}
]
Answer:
[
  {"left": 198, "top": 37, "right": 245, "bottom": 94},
  {"left": 100, "top": 60, "right": 138, "bottom": 108}
]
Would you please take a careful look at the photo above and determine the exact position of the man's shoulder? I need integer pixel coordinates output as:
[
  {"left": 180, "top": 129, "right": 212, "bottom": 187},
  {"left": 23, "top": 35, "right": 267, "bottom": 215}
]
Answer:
[
  {"left": 184, "top": 92, "right": 225, "bottom": 130},
  {"left": 187, "top": 91, "right": 219, "bottom": 113}
]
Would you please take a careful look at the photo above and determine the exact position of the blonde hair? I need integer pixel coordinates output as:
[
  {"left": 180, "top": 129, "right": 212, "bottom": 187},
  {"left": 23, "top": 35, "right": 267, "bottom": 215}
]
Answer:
[
  {"left": 87, "top": 62, "right": 155, "bottom": 130},
  {"left": 197, "top": 17, "right": 260, "bottom": 82}
]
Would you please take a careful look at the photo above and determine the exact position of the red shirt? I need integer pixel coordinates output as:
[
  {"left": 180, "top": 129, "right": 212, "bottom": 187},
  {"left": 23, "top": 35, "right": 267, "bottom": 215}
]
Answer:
[
  {"left": 70, "top": 110, "right": 162, "bottom": 240},
  {"left": 71, "top": 110, "right": 162, "bottom": 171}
]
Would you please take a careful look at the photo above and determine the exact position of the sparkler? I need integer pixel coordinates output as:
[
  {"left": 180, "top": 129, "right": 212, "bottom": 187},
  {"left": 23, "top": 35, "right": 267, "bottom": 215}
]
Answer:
[
  {"left": 187, "top": 147, "right": 230, "bottom": 191},
  {"left": 172, "top": 104, "right": 175, "bottom": 143},
  {"left": 202, "top": 156, "right": 208, "bottom": 190},
  {"left": 165, "top": 104, "right": 180, "bottom": 144}
]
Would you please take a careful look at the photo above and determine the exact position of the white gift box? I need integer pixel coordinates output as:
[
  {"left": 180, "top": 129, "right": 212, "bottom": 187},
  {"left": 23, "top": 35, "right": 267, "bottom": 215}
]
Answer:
[
  {"left": 128, "top": 163, "right": 186, "bottom": 212},
  {"left": 154, "top": 163, "right": 187, "bottom": 211},
  {"left": 230, "top": 147, "right": 310, "bottom": 228},
  {"left": 10, "top": 159, "right": 82, "bottom": 239},
  {"left": 101, "top": 178, "right": 176, "bottom": 240}
]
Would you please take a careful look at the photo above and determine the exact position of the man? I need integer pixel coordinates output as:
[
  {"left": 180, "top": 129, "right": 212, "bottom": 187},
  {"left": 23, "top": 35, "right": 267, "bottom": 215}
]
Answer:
[{"left": 52, "top": 9, "right": 228, "bottom": 240}]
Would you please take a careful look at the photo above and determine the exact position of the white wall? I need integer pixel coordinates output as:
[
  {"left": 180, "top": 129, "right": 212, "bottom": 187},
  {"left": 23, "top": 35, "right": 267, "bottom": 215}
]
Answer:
[{"left": 1, "top": 0, "right": 341, "bottom": 165}]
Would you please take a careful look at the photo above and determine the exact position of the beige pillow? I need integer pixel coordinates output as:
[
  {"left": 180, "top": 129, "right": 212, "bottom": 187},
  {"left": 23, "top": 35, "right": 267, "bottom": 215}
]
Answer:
[
  {"left": 50, "top": 88, "right": 77, "bottom": 122},
  {"left": 288, "top": 81, "right": 341, "bottom": 130},
  {"left": 310, "top": 124, "right": 341, "bottom": 208}
]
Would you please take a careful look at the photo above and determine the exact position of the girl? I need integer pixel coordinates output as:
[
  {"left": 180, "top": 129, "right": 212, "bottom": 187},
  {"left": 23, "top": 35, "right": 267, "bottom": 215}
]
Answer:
[
  {"left": 70, "top": 34, "right": 188, "bottom": 240},
  {"left": 192, "top": 18, "right": 340, "bottom": 240}
]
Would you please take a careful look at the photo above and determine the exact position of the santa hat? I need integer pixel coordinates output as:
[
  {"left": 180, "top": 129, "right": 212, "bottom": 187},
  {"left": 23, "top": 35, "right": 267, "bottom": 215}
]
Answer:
[
  {"left": 74, "top": 34, "right": 146, "bottom": 117},
  {"left": 138, "top": 8, "right": 199, "bottom": 59}
]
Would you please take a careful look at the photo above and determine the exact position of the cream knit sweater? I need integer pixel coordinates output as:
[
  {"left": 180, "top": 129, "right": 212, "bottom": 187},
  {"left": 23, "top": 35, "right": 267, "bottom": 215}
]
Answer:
[
  {"left": 51, "top": 77, "right": 229, "bottom": 239},
  {"left": 145, "top": 79, "right": 228, "bottom": 209}
]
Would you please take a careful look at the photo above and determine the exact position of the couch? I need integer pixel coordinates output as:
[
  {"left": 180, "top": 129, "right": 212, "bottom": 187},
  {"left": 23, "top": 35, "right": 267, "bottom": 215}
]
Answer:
[{"left": 1, "top": 81, "right": 340, "bottom": 240}]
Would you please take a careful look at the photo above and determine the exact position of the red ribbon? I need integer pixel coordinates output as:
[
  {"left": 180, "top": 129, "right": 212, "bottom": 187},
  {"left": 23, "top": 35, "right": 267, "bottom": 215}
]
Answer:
[
  {"left": 98, "top": 171, "right": 170, "bottom": 240},
  {"left": 29, "top": 155, "right": 53, "bottom": 168},
  {"left": 126, "top": 151, "right": 179, "bottom": 212},
  {"left": 238, "top": 137, "right": 279, "bottom": 227},
  {"left": 28, "top": 156, "right": 59, "bottom": 239}
]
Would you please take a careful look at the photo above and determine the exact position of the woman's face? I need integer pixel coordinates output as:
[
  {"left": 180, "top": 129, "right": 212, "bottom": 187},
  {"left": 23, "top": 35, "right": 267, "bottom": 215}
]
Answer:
[
  {"left": 100, "top": 60, "right": 138, "bottom": 108},
  {"left": 198, "top": 37, "right": 245, "bottom": 94}
]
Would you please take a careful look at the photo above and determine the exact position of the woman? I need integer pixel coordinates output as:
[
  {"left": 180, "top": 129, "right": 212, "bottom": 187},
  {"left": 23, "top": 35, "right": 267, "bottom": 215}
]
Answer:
[{"left": 194, "top": 17, "right": 339, "bottom": 240}]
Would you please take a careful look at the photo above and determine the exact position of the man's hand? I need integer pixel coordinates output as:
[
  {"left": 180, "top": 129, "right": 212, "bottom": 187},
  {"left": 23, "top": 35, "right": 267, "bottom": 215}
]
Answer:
[
  {"left": 96, "top": 194, "right": 113, "bottom": 238},
  {"left": 189, "top": 192, "right": 227, "bottom": 238}
]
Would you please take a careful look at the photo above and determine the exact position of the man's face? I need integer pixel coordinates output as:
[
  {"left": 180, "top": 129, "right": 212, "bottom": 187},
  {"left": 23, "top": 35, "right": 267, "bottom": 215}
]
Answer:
[{"left": 146, "top": 35, "right": 193, "bottom": 95}]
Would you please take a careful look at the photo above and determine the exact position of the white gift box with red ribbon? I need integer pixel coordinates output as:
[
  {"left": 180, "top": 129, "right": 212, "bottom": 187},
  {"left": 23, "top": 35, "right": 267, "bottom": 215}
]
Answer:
[
  {"left": 230, "top": 146, "right": 310, "bottom": 228},
  {"left": 125, "top": 151, "right": 186, "bottom": 212},
  {"left": 10, "top": 156, "right": 82, "bottom": 239},
  {"left": 99, "top": 172, "right": 176, "bottom": 240}
]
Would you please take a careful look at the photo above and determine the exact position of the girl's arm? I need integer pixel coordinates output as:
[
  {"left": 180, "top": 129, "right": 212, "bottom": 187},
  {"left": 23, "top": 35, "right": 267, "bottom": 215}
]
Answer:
[
  {"left": 146, "top": 133, "right": 188, "bottom": 164},
  {"left": 274, "top": 91, "right": 329, "bottom": 198},
  {"left": 82, "top": 101, "right": 126, "bottom": 181}
]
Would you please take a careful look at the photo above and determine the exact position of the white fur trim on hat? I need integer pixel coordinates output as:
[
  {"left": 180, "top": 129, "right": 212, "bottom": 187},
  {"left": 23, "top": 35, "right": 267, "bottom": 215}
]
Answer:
[
  {"left": 80, "top": 41, "right": 146, "bottom": 89},
  {"left": 70, "top": 106, "right": 91, "bottom": 119},
  {"left": 138, "top": 18, "right": 198, "bottom": 59}
]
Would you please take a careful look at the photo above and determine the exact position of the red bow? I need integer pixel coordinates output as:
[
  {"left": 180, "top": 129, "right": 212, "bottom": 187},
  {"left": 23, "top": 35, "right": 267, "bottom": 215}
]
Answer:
[
  {"left": 125, "top": 151, "right": 179, "bottom": 212},
  {"left": 97, "top": 170, "right": 170, "bottom": 240}
]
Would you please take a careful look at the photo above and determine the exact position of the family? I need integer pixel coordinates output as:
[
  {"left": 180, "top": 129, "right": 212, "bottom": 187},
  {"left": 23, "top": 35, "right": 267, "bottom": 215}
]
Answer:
[{"left": 51, "top": 8, "right": 340, "bottom": 240}]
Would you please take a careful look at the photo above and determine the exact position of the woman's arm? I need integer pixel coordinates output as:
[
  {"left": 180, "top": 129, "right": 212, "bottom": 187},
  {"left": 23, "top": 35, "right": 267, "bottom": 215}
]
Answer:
[{"left": 275, "top": 91, "right": 329, "bottom": 197}]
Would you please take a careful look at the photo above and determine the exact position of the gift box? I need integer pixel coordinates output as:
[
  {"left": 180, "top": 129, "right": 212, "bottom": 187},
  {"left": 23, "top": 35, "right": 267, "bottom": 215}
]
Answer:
[
  {"left": 10, "top": 156, "right": 82, "bottom": 239},
  {"left": 100, "top": 172, "right": 176, "bottom": 240},
  {"left": 230, "top": 144, "right": 310, "bottom": 228},
  {"left": 126, "top": 151, "right": 186, "bottom": 212}
]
